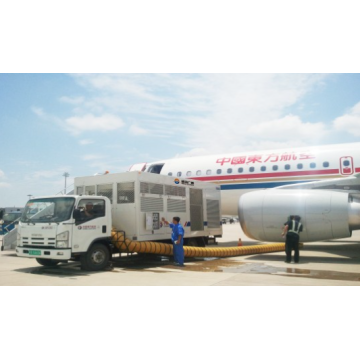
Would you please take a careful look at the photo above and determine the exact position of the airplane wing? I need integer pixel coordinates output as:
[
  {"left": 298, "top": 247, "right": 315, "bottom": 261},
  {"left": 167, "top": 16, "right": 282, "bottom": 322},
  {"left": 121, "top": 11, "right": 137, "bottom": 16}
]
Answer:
[{"left": 275, "top": 173, "right": 360, "bottom": 194}]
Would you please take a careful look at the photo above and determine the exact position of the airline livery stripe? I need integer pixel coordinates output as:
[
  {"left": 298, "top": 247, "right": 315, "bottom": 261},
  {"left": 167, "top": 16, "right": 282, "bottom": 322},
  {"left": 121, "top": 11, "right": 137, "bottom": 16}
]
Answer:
[
  {"left": 192, "top": 168, "right": 339, "bottom": 182},
  {"left": 220, "top": 181, "right": 312, "bottom": 190},
  {"left": 204, "top": 174, "right": 340, "bottom": 186}
]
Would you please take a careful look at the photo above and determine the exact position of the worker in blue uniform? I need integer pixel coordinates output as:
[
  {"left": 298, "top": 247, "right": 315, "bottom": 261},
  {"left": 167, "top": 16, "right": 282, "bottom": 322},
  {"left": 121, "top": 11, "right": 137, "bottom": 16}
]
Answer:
[{"left": 162, "top": 216, "right": 185, "bottom": 266}]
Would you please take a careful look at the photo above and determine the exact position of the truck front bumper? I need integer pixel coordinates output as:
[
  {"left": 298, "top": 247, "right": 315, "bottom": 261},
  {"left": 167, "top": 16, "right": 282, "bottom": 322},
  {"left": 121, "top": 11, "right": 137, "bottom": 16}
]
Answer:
[{"left": 16, "top": 247, "right": 72, "bottom": 260}]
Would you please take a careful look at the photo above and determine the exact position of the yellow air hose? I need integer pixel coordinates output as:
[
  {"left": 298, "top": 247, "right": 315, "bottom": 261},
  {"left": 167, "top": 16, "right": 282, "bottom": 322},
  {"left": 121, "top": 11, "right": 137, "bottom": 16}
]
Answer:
[{"left": 111, "top": 229, "right": 296, "bottom": 258}]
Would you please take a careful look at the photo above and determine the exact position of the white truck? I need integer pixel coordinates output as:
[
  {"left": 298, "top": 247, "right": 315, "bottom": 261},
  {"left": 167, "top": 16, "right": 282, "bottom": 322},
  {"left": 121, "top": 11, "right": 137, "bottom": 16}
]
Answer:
[{"left": 16, "top": 172, "right": 222, "bottom": 270}]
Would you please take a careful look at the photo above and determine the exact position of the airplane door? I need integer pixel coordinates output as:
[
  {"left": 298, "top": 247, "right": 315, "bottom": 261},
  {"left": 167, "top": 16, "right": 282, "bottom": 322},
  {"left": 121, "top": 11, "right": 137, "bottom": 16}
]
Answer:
[{"left": 340, "top": 156, "right": 354, "bottom": 175}]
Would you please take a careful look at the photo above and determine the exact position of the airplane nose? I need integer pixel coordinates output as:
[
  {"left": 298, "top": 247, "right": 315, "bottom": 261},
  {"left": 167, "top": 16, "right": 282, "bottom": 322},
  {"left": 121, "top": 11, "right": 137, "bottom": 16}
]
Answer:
[{"left": 129, "top": 163, "right": 147, "bottom": 172}]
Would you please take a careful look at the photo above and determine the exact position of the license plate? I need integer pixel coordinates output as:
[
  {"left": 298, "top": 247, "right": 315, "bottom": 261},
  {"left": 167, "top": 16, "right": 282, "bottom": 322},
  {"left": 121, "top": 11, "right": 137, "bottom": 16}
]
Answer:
[{"left": 29, "top": 250, "right": 41, "bottom": 256}]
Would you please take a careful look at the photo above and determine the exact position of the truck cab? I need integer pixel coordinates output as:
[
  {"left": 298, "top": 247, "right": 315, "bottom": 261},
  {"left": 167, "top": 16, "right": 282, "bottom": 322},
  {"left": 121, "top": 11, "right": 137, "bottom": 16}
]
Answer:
[{"left": 16, "top": 195, "right": 112, "bottom": 270}]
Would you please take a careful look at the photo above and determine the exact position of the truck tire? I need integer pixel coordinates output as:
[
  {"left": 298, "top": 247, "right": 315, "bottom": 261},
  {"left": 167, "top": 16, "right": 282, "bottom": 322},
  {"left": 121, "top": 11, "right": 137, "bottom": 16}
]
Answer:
[
  {"left": 36, "top": 258, "right": 60, "bottom": 266},
  {"left": 80, "top": 243, "right": 110, "bottom": 271}
]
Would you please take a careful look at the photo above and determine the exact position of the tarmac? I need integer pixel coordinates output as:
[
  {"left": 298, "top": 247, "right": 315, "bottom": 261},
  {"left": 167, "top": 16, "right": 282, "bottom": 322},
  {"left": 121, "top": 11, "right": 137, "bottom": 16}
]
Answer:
[{"left": 1, "top": 223, "right": 360, "bottom": 286}]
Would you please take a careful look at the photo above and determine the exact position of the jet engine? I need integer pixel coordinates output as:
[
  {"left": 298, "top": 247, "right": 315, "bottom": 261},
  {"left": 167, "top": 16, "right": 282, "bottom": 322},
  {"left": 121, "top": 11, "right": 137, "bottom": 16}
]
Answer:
[{"left": 238, "top": 189, "right": 360, "bottom": 242}]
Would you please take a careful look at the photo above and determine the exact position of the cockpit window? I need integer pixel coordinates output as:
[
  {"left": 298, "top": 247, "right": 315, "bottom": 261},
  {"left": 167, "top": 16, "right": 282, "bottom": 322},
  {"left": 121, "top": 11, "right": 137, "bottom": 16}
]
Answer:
[{"left": 147, "top": 164, "right": 164, "bottom": 174}]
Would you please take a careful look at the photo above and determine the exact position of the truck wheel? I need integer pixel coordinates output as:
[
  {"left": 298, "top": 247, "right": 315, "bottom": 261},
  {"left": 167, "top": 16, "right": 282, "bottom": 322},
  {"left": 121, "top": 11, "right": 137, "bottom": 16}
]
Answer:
[
  {"left": 80, "top": 243, "right": 110, "bottom": 271},
  {"left": 36, "top": 258, "right": 60, "bottom": 266}
]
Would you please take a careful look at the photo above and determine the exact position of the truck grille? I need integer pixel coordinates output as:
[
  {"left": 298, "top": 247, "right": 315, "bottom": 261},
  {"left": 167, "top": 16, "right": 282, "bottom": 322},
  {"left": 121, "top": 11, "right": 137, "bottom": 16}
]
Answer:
[
  {"left": 21, "top": 237, "right": 56, "bottom": 247},
  {"left": 23, "top": 245, "right": 56, "bottom": 249}
]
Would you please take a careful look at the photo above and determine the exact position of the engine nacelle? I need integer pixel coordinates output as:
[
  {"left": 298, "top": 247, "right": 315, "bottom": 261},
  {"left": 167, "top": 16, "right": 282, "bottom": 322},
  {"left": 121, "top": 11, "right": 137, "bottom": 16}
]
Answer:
[{"left": 238, "top": 189, "right": 360, "bottom": 242}]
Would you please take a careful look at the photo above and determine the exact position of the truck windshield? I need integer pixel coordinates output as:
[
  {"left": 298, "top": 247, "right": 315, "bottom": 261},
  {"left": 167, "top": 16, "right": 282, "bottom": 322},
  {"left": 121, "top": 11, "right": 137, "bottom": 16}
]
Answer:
[{"left": 21, "top": 198, "right": 75, "bottom": 223}]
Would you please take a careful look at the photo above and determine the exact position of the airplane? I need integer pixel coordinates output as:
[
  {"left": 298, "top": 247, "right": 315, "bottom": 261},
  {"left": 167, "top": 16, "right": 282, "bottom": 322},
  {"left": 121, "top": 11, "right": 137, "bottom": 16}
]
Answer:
[{"left": 129, "top": 142, "right": 360, "bottom": 243}]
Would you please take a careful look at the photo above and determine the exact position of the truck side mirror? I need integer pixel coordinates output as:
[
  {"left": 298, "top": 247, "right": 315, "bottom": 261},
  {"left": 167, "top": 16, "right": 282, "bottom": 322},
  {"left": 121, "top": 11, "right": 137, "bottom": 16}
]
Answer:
[{"left": 73, "top": 209, "right": 81, "bottom": 221}]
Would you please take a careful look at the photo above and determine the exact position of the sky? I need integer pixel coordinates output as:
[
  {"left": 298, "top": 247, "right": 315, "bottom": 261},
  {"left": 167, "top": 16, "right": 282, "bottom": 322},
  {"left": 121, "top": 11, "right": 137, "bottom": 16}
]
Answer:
[
  {"left": 1, "top": 0, "right": 360, "bottom": 210},
  {"left": 1, "top": 73, "right": 360, "bottom": 206}
]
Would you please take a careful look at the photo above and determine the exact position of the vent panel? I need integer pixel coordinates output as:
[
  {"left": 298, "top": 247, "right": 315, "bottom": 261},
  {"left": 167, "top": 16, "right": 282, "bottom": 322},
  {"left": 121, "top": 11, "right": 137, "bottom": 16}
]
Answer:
[
  {"left": 141, "top": 197, "right": 164, "bottom": 212},
  {"left": 165, "top": 185, "right": 186, "bottom": 197},
  {"left": 167, "top": 199, "right": 186, "bottom": 213},
  {"left": 206, "top": 199, "right": 220, "bottom": 228},
  {"left": 140, "top": 182, "right": 164, "bottom": 195}
]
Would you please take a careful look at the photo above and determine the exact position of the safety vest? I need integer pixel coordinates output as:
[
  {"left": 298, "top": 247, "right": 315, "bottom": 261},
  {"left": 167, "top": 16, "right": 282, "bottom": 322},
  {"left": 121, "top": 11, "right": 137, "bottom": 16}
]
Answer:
[{"left": 288, "top": 220, "right": 302, "bottom": 234}]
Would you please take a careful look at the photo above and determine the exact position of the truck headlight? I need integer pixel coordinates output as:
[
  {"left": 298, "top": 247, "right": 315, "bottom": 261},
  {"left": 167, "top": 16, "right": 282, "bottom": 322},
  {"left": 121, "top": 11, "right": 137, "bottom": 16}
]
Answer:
[{"left": 56, "top": 231, "right": 69, "bottom": 248}]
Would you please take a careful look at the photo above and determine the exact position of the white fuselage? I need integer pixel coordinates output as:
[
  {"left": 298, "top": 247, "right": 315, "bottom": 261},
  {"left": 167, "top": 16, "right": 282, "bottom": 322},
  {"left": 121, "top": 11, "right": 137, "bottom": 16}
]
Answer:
[{"left": 139, "top": 143, "right": 360, "bottom": 215}]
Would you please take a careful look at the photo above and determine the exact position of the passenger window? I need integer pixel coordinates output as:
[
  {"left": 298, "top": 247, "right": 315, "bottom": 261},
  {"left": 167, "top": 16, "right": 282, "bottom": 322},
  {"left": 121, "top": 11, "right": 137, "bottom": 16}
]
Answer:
[
  {"left": 310, "top": 163, "right": 316, "bottom": 168},
  {"left": 285, "top": 164, "right": 291, "bottom": 170},
  {"left": 186, "top": 171, "right": 192, "bottom": 176},
  {"left": 177, "top": 172, "right": 182, "bottom": 177},
  {"left": 206, "top": 169, "right": 212, "bottom": 175},
  {"left": 227, "top": 168, "right": 233, "bottom": 174},
  {"left": 297, "top": 164, "right": 303, "bottom": 169},
  {"left": 323, "top": 161, "right": 329, "bottom": 168},
  {"left": 238, "top": 167, "right": 243, "bottom": 173},
  {"left": 216, "top": 169, "right": 222, "bottom": 174},
  {"left": 272, "top": 165, "right": 278, "bottom": 171},
  {"left": 261, "top": 166, "right": 266, "bottom": 172},
  {"left": 249, "top": 167, "right": 255, "bottom": 172},
  {"left": 168, "top": 172, "right": 173, "bottom": 176},
  {"left": 196, "top": 170, "right": 202, "bottom": 176}
]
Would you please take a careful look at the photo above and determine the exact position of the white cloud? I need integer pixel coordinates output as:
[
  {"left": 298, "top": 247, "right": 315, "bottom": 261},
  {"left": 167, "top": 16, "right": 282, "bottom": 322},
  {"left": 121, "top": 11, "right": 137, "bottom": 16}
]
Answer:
[
  {"left": 64, "top": 113, "right": 125, "bottom": 135},
  {"left": 31, "top": 106, "right": 46, "bottom": 117},
  {"left": 73, "top": 74, "right": 160, "bottom": 102},
  {"left": 79, "top": 139, "right": 94, "bottom": 145},
  {"left": 248, "top": 115, "right": 327, "bottom": 142},
  {"left": 59, "top": 96, "right": 84, "bottom": 105},
  {"left": 174, "top": 148, "right": 209, "bottom": 158},
  {"left": 65, "top": 74, "right": 329, "bottom": 154},
  {"left": 0, "top": 171, "right": 10, "bottom": 188},
  {"left": 166, "top": 74, "right": 328, "bottom": 154},
  {"left": 129, "top": 124, "right": 148, "bottom": 135},
  {"left": 82, "top": 154, "right": 104, "bottom": 161},
  {"left": 25, "top": 170, "right": 67, "bottom": 180},
  {"left": 333, "top": 102, "right": 360, "bottom": 136}
]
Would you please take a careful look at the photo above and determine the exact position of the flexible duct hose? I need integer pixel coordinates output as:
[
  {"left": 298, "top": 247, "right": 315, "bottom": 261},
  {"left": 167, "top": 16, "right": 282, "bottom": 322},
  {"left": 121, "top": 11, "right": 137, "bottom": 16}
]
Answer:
[{"left": 111, "top": 230, "right": 295, "bottom": 258}]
